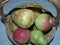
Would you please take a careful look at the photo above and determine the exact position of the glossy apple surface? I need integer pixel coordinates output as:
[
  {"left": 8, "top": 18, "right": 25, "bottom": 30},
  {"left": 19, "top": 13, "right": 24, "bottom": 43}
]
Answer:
[
  {"left": 35, "top": 14, "right": 55, "bottom": 32},
  {"left": 30, "top": 30, "right": 47, "bottom": 45},
  {"left": 13, "top": 28, "right": 30, "bottom": 44}
]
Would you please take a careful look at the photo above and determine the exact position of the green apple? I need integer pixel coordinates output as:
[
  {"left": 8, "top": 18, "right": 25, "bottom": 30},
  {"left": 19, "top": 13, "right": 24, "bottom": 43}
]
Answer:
[
  {"left": 30, "top": 30, "right": 47, "bottom": 45},
  {"left": 35, "top": 14, "right": 54, "bottom": 32},
  {"left": 11, "top": 22, "right": 18, "bottom": 32}
]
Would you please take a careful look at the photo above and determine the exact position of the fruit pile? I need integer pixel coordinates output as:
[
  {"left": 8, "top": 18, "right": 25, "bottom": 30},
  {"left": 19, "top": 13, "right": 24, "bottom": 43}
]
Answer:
[{"left": 11, "top": 8, "right": 55, "bottom": 45}]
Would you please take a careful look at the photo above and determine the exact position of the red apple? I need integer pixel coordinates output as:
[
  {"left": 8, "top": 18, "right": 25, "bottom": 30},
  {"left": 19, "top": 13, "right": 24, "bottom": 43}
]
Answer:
[
  {"left": 35, "top": 14, "right": 55, "bottom": 32},
  {"left": 13, "top": 28, "right": 30, "bottom": 44}
]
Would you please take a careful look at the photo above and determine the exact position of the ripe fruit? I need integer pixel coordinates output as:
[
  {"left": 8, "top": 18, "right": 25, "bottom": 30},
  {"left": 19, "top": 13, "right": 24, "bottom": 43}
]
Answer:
[
  {"left": 12, "top": 9, "right": 35, "bottom": 28},
  {"left": 13, "top": 28, "right": 30, "bottom": 44},
  {"left": 30, "top": 30, "right": 47, "bottom": 45},
  {"left": 11, "top": 22, "right": 18, "bottom": 32},
  {"left": 35, "top": 14, "right": 55, "bottom": 32}
]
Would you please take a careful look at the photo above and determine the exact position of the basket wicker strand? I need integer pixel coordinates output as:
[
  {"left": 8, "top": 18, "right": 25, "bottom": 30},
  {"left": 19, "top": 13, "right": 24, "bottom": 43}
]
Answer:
[
  {"left": 0, "top": 0, "right": 60, "bottom": 45},
  {"left": 6, "top": 3, "right": 57, "bottom": 45}
]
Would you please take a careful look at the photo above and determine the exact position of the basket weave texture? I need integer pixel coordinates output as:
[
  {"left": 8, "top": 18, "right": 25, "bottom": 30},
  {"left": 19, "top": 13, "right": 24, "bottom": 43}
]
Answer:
[{"left": 5, "top": 3, "right": 57, "bottom": 45}]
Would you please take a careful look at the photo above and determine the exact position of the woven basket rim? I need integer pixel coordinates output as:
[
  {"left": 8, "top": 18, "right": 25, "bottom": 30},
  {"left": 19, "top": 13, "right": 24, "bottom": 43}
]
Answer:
[{"left": 5, "top": 3, "right": 57, "bottom": 45}]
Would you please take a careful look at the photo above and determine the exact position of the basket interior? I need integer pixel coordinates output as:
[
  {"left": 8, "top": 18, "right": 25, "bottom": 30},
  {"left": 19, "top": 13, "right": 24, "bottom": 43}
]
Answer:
[{"left": 5, "top": 3, "right": 57, "bottom": 45}]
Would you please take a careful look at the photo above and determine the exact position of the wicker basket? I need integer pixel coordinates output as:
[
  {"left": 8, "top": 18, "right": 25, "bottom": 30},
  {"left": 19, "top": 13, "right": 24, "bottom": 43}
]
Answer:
[
  {"left": 0, "top": 0, "right": 60, "bottom": 45},
  {"left": 5, "top": 3, "right": 57, "bottom": 45}
]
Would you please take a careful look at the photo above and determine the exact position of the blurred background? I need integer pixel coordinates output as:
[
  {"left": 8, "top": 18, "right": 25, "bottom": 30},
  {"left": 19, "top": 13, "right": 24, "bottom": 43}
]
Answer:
[{"left": 0, "top": 0, "right": 60, "bottom": 45}]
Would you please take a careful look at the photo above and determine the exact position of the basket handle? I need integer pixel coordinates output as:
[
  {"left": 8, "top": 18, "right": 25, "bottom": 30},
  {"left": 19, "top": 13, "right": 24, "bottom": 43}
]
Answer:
[
  {"left": 0, "top": 0, "right": 60, "bottom": 25},
  {"left": 0, "top": 0, "right": 8, "bottom": 22},
  {"left": 48, "top": 0, "right": 60, "bottom": 25}
]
